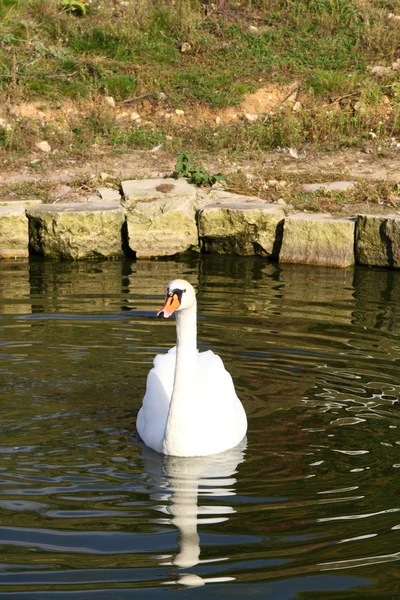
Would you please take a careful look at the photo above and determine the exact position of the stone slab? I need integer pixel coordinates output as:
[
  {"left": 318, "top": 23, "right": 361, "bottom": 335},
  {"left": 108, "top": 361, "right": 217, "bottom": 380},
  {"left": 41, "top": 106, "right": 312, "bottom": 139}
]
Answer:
[
  {"left": 0, "top": 205, "right": 29, "bottom": 258},
  {"left": 121, "top": 178, "right": 197, "bottom": 203},
  {"left": 0, "top": 196, "right": 42, "bottom": 207},
  {"left": 279, "top": 213, "right": 356, "bottom": 268},
  {"left": 26, "top": 202, "right": 126, "bottom": 259},
  {"left": 301, "top": 181, "right": 356, "bottom": 193},
  {"left": 197, "top": 202, "right": 285, "bottom": 256},
  {"left": 123, "top": 179, "right": 198, "bottom": 257},
  {"left": 97, "top": 187, "right": 122, "bottom": 202},
  {"left": 196, "top": 189, "right": 274, "bottom": 210},
  {"left": 356, "top": 213, "right": 400, "bottom": 268}
]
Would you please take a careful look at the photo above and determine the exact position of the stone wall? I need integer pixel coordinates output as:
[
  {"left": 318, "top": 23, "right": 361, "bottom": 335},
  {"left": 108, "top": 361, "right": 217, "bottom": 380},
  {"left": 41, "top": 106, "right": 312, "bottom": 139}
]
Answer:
[{"left": 1, "top": 179, "right": 399, "bottom": 269}]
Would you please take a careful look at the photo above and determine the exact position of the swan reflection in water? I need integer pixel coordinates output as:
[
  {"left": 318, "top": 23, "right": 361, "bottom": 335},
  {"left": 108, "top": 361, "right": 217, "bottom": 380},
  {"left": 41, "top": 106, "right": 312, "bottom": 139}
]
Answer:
[{"left": 141, "top": 440, "right": 246, "bottom": 587}]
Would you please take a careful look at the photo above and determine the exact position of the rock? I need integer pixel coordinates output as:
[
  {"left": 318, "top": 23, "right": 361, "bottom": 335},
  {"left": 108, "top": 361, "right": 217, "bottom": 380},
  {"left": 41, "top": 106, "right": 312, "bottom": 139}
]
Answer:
[
  {"left": 175, "top": 109, "right": 185, "bottom": 116},
  {"left": 53, "top": 184, "right": 72, "bottom": 200},
  {"left": 368, "top": 65, "right": 392, "bottom": 78},
  {"left": 292, "top": 101, "right": 302, "bottom": 112},
  {"left": 97, "top": 187, "right": 121, "bottom": 202},
  {"left": 0, "top": 118, "right": 12, "bottom": 131},
  {"left": 121, "top": 178, "right": 198, "bottom": 257},
  {"left": 197, "top": 202, "right": 285, "bottom": 257},
  {"left": 244, "top": 113, "right": 258, "bottom": 122},
  {"left": 35, "top": 141, "right": 51, "bottom": 153},
  {"left": 180, "top": 42, "right": 191, "bottom": 53},
  {"left": 301, "top": 181, "right": 356, "bottom": 193},
  {"left": 26, "top": 202, "right": 126, "bottom": 259},
  {"left": 104, "top": 96, "right": 116, "bottom": 108},
  {"left": 279, "top": 213, "right": 356, "bottom": 268},
  {"left": 355, "top": 214, "right": 400, "bottom": 268},
  {"left": 130, "top": 112, "right": 141, "bottom": 122},
  {"left": 0, "top": 205, "right": 29, "bottom": 258}
]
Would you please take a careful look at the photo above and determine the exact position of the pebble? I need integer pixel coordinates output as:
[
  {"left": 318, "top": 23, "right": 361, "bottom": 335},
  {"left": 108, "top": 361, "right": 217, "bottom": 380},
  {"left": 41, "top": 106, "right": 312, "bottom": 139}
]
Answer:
[
  {"left": 35, "top": 141, "right": 51, "bottom": 153},
  {"left": 104, "top": 96, "right": 116, "bottom": 108}
]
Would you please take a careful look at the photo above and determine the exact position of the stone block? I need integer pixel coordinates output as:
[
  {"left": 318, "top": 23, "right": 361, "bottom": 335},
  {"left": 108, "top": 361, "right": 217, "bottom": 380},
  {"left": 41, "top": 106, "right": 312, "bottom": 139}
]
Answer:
[
  {"left": 0, "top": 205, "right": 29, "bottom": 258},
  {"left": 97, "top": 187, "right": 121, "bottom": 202},
  {"left": 197, "top": 202, "right": 285, "bottom": 256},
  {"left": 197, "top": 189, "right": 272, "bottom": 210},
  {"left": 356, "top": 214, "right": 400, "bottom": 268},
  {"left": 0, "top": 196, "right": 42, "bottom": 207},
  {"left": 122, "top": 178, "right": 198, "bottom": 257},
  {"left": 301, "top": 181, "right": 356, "bottom": 193},
  {"left": 121, "top": 178, "right": 197, "bottom": 203},
  {"left": 26, "top": 202, "right": 126, "bottom": 259},
  {"left": 279, "top": 213, "right": 356, "bottom": 268}
]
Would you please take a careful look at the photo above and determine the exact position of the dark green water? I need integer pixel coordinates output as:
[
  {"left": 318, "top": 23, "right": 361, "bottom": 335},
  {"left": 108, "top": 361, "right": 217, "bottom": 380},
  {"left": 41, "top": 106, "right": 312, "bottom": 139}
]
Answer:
[{"left": 1, "top": 255, "right": 400, "bottom": 599}]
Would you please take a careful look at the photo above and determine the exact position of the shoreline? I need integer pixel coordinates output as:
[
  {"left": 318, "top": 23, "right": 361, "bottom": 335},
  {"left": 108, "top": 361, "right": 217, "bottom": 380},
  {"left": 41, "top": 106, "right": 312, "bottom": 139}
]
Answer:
[{"left": 1, "top": 177, "right": 400, "bottom": 269}]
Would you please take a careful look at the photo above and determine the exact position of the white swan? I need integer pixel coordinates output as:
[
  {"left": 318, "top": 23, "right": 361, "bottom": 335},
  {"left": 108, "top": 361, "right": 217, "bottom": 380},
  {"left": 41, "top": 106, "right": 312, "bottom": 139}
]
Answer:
[{"left": 136, "top": 279, "right": 247, "bottom": 457}]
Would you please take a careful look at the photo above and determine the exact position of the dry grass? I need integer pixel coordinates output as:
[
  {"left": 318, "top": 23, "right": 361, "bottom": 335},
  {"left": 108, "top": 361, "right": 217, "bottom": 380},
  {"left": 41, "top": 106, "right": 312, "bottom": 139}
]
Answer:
[{"left": 1, "top": 0, "right": 400, "bottom": 160}]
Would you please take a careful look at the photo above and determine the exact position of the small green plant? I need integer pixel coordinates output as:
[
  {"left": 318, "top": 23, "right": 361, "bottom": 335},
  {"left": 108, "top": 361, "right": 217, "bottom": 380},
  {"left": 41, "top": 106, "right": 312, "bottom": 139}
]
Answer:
[
  {"left": 60, "top": 0, "right": 88, "bottom": 16},
  {"left": 174, "top": 151, "right": 224, "bottom": 186}
]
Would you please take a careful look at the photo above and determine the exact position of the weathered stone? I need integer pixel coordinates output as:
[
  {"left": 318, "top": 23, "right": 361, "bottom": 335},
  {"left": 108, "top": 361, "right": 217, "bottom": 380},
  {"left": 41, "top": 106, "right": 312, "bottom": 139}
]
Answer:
[
  {"left": 197, "top": 202, "right": 285, "bottom": 256},
  {"left": 0, "top": 205, "right": 29, "bottom": 258},
  {"left": 122, "top": 178, "right": 198, "bottom": 257},
  {"left": 0, "top": 196, "right": 42, "bottom": 207},
  {"left": 301, "top": 181, "right": 356, "bottom": 193},
  {"left": 386, "top": 218, "right": 400, "bottom": 267},
  {"left": 197, "top": 189, "right": 277, "bottom": 210},
  {"left": 121, "top": 178, "right": 196, "bottom": 202},
  {"left": 97, "top": 187, "right": 121, "bottom": 202},
  {"left": 26, "top": 202, "right": 126, "bottom": 259},
  {"left": 356, "top": 214, "right": 400, "bottom": 268},
  {"left": 279, "top": 213, "right": 356, "bottom": 268}
]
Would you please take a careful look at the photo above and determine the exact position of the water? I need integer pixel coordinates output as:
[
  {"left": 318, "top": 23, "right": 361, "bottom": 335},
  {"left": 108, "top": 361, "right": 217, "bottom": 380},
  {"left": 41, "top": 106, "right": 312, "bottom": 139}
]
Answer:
[{"left": 1, "top": 256, "right": 400, "bottom": 599}]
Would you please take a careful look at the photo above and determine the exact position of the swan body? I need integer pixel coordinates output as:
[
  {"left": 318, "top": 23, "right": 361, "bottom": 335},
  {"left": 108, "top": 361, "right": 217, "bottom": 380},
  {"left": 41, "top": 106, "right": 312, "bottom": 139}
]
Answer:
[{"left": 136, "top": 279, "right": 247, "bottom": 457}]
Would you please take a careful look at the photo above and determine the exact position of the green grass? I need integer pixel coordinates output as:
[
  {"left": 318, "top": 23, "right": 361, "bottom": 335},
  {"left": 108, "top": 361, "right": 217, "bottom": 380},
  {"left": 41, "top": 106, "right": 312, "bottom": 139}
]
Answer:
[{"left": 1, "top": 0, "right": 400, "bottom": 157}]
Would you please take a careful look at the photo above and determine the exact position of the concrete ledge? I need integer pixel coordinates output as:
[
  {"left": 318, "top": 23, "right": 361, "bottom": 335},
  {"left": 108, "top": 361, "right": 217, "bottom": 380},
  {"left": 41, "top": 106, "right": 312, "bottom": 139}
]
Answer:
[
  {"left": 0, "top": 205, "right": 29, "bottom": 258},
  {"left": 197, "top": 202, "right": 285, "bottom": 257},
  {"left": 26, "top": 202, "right": 126, "bottom": 259},
  {"left": 279, "top": 213, "right": 356, "bottom": 268}
]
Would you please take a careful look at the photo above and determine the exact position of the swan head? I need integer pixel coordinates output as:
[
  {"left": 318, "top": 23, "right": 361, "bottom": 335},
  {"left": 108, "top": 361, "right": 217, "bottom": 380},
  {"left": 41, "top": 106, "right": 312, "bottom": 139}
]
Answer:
[{"left": 157, "top": 280, "right": 196, "bottom": 318}]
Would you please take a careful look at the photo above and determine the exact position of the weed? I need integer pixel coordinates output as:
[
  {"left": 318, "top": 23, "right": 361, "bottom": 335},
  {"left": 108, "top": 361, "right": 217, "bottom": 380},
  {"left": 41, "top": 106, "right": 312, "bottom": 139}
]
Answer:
[{"left": 60, "top": 0, "right": 88, "bottom": 16}]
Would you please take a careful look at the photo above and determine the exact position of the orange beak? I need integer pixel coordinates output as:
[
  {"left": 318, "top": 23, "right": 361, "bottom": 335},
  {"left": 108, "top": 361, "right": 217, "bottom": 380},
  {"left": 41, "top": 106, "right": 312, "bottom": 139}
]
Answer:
[{"left": 157, "top": 293, "right": 181, "bottom": 318}]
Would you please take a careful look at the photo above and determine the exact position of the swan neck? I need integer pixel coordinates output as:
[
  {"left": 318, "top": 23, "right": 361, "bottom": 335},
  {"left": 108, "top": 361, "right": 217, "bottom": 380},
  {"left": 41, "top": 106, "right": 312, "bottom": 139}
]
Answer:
[
  {"left": 163, "top": 303, "right": 197, "bottom": 454},
  {"left": 175, "top": 305, "right": 197, "bottom": 359}
]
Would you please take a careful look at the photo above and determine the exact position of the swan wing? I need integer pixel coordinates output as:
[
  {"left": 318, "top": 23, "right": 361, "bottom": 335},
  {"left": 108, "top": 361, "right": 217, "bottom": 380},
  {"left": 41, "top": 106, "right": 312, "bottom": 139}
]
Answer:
[{"left": 136, "top": 348, "right": 176, "bottom": 453}]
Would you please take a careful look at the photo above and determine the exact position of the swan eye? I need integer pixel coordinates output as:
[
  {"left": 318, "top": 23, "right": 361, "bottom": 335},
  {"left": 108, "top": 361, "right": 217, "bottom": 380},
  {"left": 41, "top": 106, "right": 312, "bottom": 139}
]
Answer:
[{"left": 171, "top": 288, "right": 184, "bottom": 303}]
